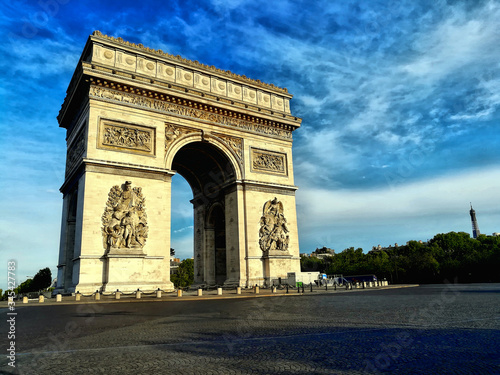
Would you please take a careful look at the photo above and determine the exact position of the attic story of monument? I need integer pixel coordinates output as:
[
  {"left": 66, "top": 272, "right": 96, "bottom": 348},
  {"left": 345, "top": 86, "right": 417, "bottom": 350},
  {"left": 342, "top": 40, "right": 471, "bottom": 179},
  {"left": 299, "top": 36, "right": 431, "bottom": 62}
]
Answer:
[{"left": 55, "top": 31, "right": 302, "bottom": 293}]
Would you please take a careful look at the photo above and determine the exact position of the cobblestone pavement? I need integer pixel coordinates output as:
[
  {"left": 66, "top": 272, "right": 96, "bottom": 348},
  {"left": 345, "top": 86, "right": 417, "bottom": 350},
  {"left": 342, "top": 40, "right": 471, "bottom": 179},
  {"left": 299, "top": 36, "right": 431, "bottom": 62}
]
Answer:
[{"left": 1, "top": 284, "right": 499, "bottom": 374}]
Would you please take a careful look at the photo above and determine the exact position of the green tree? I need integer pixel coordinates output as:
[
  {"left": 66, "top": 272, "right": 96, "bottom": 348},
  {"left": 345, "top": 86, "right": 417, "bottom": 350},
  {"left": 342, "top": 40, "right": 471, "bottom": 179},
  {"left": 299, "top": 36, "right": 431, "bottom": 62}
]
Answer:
[
  {"left": 15, "top": 278, "right": 34, "bottom": 294},
  {"left": 300, "top": 255, "right": 326, "bottom": 272},
  {"left": 171, "top": 259, "right": 194, "bottom": 288},
  {"left": 32, "top": 267, "right": 52, "bottom": 292}
]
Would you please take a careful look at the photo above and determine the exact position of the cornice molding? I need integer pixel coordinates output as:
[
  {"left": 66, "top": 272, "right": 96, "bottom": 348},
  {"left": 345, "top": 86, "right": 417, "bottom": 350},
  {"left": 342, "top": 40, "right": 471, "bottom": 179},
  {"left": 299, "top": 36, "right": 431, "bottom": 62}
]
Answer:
[{"left": 86, "top": 79, "right": 299, "bottom": 139}]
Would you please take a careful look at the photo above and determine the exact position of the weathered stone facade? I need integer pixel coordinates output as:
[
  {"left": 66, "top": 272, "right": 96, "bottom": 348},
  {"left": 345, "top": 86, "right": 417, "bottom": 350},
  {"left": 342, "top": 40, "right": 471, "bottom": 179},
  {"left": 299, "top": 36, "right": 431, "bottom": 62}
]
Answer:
[{"left": 55, "top": 31, "right": 302, "bottom": 293}]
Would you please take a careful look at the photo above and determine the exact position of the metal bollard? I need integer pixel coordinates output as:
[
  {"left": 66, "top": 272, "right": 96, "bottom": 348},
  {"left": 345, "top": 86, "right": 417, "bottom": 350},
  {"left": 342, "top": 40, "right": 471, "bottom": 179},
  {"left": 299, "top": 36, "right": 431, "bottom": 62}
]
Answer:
[
  {"left": 310, "top": 284, "right": 313, "bottom": 293},
  {"left": 56, "top": 294, "right": 62, "bottom": 302},
  {"left": 334, "top": 284, "right": 336, "bottom": 291},
  {"left": 156, "top": 289, "right": 162, "bottom": 298},
  {"left": 217, "top": 287, "right": 223, "bottom": 295},
  {"left": 177, "top": 289, "right": 183, "bottom": 297},
  {"left": 298, "top": 285, "right": 300, "bottom": 293},
  {"left": 302, "top": 285, "right": 305, "bottom": 293},
  {"left": 326, "top": 284, "right": 328, "bottom": 291}
]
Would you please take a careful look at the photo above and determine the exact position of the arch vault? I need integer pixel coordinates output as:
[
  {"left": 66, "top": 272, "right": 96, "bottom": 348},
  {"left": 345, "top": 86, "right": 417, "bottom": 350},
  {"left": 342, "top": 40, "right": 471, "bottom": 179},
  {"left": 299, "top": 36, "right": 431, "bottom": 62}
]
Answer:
[{"left": 55, "top": 31, "right": 302, "bottom": 293}]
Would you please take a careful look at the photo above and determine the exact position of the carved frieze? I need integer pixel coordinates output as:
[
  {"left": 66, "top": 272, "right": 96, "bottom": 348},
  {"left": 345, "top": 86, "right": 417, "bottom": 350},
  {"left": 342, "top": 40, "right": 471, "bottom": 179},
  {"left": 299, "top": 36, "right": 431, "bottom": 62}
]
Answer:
[
  {"left": 251, "top": 148, "right": 287, "bottom": 176},
  {"left": 98, "top": 119, "right": 155, "bottom": 156},
  {"left": 66, "top": 129, "right": 86, "bottom": 176},
  {"left": 102, "top": 181, "right": 148, "bottom": 253},
  {"left": 214, "top": 133, "right": 243, "bottom": 160},
  {"left": 259, "top": 198, "right": 290, "bottom": 253},
  {"left": 89, "top": 85, "right": 293, "bottom": 140},
  {"left": 164, "top": 123, "right": 199, "bottom": 151}
]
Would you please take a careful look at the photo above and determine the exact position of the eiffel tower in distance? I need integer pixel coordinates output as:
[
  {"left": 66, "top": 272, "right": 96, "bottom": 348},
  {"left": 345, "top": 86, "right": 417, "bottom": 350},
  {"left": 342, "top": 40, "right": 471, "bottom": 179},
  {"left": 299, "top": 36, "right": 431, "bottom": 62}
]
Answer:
[{"left": 469, "top": 203, "right": 481, "bottom": 239}]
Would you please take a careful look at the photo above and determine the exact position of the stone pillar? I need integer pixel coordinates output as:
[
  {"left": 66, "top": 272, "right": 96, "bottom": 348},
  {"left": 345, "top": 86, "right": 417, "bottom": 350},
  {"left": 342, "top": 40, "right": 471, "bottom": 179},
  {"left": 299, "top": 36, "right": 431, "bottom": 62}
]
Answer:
[
  {"left": 38, "top": 295, "right": 44, "bottom": 303},
  {"left": 156, "top": 289, "right": 162, "bottom": 298},
  {"left": 217, "top": 288, "right": 223, "bottom": 295},
  {"left": 95, "top": 291, "right": 100, "bottom": 300},
  {"left": 204, "top": 228, "right": 216, "bottom": 285},
  {"left": 115, "top": 291, "right": 121, "bottom": 299},
  {"left": 22, "top": 296, "right": 28, "bottom": 304},
  {"left": 197, "top": 288, "right": 203, "bottom": 296},
  {"left": 56, "top": 294, "right": 62, "bottom": 302},
  {"left": 136, "top": 290, "right": 141, "bottom": 299},
  {"left": 236, "top": 286, "right": 241, "bottom": 294},
  {"left": 177, "top": 289, "right": 183, "bottom": 297},
  {"left": 255, "top": 286, "right": 260, "bottom": 294}
]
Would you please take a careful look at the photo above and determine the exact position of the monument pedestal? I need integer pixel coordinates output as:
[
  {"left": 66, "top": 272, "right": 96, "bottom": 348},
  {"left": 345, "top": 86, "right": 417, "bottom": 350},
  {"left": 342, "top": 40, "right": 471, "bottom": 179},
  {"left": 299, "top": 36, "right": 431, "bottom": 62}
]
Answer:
[{"left": 263, "top": 251, "right": 295, "bottom": 287}]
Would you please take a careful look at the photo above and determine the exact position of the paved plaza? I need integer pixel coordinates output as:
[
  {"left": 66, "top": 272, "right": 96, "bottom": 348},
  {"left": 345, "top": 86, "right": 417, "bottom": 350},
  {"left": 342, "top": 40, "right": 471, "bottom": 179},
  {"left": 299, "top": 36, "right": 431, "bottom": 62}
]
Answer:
[{"left": 1, "top": 284, "right": 499, "bottom": 374}]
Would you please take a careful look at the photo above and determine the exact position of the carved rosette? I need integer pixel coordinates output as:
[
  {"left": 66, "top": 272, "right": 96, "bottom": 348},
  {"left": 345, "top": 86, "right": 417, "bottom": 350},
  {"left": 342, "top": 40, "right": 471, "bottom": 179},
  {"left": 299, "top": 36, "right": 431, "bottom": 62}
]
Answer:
[
  {"left": 259, "top": 197, "right": 290, "bottom": 253},
  {"left": 101, "top": 181, "right": 148, "bottom": 253}
]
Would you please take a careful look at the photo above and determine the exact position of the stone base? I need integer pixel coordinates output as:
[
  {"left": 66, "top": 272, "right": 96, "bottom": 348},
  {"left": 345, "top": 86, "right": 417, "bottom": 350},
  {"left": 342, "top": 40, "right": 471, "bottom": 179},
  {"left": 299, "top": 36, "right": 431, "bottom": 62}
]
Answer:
[{"left": 262, "top": 253, "right": 299, "bottom": 287}]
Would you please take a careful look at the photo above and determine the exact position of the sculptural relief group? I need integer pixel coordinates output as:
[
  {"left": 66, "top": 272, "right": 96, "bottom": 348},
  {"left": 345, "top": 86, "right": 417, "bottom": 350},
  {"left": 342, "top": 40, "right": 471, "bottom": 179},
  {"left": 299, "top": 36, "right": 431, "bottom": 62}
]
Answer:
[{"left": 102, "top": 181, "right": 148, "bottom": 252}]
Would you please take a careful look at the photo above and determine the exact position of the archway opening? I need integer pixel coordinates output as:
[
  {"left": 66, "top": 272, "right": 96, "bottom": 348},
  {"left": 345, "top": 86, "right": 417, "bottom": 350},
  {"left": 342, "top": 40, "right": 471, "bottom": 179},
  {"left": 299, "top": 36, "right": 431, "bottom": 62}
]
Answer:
[{"left": 171, "top": 141, "right": 237, "bottom": 286}]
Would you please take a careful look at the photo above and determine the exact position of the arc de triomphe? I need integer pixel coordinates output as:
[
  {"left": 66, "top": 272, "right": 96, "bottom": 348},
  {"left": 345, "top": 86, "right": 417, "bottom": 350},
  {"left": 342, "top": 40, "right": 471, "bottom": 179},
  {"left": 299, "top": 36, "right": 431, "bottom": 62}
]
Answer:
[{"left": 55, "top": 31, "right": 302, "bottom": 293}]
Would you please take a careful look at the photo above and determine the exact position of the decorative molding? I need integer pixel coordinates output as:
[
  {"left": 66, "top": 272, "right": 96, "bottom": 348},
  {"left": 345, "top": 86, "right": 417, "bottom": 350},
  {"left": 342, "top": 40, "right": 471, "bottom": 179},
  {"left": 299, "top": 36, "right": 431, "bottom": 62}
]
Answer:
[
  {"left": 92, "top": 30, "right": 289, "bottom": 94},
  {"left": 259, "top": 198, "right": 290, "bottom": 253},
  {"left": 164, "top": 123, "right": 199, "bottom": 151},
  {"left": 102, "top": 181, "right": 148, "bottom": 254},
  {"left": 66, "top": 128, "right": 86, "bottom": 176},
  {"left": 251, "top": 148, "right": 287, "bottom": 176},
  {"left": 213, "top": 133, "right": 243, "bottom": 161},
  {"left": 98, "top": 119, "right": 155, "bottom": 156},
  {"left": 89, "top": 85, "right": 293, "bottom": 140}
]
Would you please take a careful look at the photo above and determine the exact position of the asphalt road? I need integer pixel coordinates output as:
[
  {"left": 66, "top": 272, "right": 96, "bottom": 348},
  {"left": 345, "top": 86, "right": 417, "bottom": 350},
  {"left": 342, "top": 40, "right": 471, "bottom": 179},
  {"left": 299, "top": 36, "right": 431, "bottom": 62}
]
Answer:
[{"left": 1, "top": 284, "right": 499, "bottom": 374}]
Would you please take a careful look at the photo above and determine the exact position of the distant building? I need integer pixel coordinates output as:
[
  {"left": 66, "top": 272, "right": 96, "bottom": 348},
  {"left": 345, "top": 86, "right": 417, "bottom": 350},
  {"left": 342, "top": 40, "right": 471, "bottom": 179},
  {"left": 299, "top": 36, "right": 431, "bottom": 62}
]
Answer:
[
  {"left": 469, "top": 204, "right": 481, "bottom": 239},
  {"left": 310, "top": 247, "right": 335, "bottom": 259},
  {"left": 170, "top": 257, "right": 180, "bottom": 275}
]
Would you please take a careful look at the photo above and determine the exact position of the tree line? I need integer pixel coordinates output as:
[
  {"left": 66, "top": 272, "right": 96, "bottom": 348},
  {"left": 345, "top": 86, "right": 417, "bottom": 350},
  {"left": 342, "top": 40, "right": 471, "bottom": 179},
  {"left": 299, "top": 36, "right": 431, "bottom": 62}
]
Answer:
[
  {"left": 301, "top": 232, "right": 500, "bottom": 284},
  {"left": 1, "top": 267, "right": 52, "bottom": 300}
]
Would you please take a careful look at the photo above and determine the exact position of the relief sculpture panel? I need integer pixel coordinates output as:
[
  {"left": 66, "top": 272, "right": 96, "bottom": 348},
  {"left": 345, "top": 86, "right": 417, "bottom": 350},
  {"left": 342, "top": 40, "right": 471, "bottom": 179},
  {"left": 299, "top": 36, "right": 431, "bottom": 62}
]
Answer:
[
  {"left": 98, "top": 120, "right": 155, "bottom": 156},
  {"left": 66, "top": 129, "right": 86, "bottom": 176},
  {"left": 251, "top": 148, "right": 287, "bottom": 176},
  {"left": 102, "top": 181, "right": 148, "bottom": 254},
  {"left": 259, "top": 198, "right": 290, "bottom": 253}
]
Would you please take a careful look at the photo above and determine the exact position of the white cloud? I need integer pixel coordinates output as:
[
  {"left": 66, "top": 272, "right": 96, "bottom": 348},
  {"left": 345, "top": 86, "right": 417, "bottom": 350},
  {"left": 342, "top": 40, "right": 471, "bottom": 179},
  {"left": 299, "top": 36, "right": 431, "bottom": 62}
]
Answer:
[
  {"left": 402, "top": 3, "right": 500, "bottom": 81},
  {"left": 297, "top": 165, "right": 500, "bottom": 252}
]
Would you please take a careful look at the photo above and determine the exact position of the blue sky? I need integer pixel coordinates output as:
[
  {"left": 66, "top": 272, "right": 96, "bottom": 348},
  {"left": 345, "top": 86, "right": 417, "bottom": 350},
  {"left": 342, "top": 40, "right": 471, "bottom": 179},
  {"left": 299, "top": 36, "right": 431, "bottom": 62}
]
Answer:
[{"left": 1, "top": 0, "right": 499, "bottom": 289}]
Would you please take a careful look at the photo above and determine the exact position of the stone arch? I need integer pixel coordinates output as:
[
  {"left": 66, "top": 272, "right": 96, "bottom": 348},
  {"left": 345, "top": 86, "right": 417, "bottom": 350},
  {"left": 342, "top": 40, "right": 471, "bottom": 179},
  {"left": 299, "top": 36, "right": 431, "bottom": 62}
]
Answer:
[
  {"left": 165, "top": 133, "right": 243, "bottom": 181},
  {"left": 169, "top": 140, "right": 238, "bottom": 287}
]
